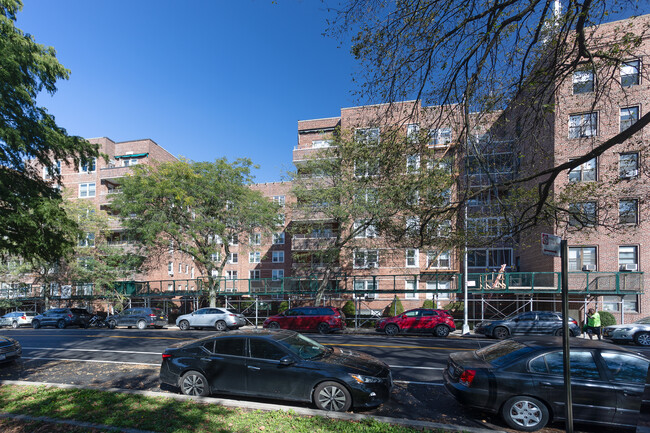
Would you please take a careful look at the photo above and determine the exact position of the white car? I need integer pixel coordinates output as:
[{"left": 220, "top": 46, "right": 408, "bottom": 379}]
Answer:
[
  {"left": 603, "top": 316, "right": 650, "bottom": 346},
  {"left": 176, "top": 308, "right": 246, "bottom": 331},
  {"left": 0, "top": 312, "right": 36, "bottom": 328}
]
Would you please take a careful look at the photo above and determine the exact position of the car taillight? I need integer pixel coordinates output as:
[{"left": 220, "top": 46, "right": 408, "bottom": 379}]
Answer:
[
  {"left": 20, "top": 316, "right": 26, "bottom": 320},
  {"left": 162, "top": 353, "right": 172, "bottom": 360},
  {"left": 459, "top": 369, "right": 476, "bottom": 387},
  {"left": 67, "top": 314, "right": 73, "bottom": 318},
  {"left": 149, "top": 314, "right": 157, "bottom": 317},
  {"left": 229, "top": 314, "right": 236, "bottom": 317},
  {"left": 571, "top": 319, "right": 578, "bottom": 326}
]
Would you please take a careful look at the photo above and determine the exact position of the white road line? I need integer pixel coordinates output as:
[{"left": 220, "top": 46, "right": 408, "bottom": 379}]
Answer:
[
  {"left": 22, "top": 347, "right": 159, "bottom": 355},
  {"left": 22, "top": 356, "right": 159, "bottom": 367},
  {"left": 389, "top": 365, "right": 444, "bottom": 370},
  {"left": 394, "top": 380, "right": 444, "bottom": 386}
]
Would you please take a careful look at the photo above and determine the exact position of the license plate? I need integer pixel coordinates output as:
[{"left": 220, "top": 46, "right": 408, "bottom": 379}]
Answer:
[{"left": 160, "top": 316, "right": 164, "bottom": 319}]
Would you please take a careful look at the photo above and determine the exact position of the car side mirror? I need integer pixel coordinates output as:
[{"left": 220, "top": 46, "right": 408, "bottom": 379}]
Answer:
[{"left": 279, "top": 356, "right": 294, "bottom": 366}]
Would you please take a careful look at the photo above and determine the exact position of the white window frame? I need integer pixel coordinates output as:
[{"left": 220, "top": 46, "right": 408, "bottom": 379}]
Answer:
[
  {"left": 249, "top": 233, "right": 261, "bottom": 245},
  {"left": 80, "top": 158, "right": 97, "bottom": 173},
  {"left": 273, "top": 232, "right": 285, "bottom": 244},
  {"left": 426, "top": 280, "right": 451, "bottom": 300},
  {"left": 354, "top": 220, "right": 377, "bottom": 238},
  {"left": 427, "top": 250, "right": 451, "bottom": 269},
  {"left": 618, "top": 245, "right": 638, "bottom": 269},
  {"left": 43, "top": 160, "right": 61, "bottom": 180},
  {"left": 272, "top": 269, "right": 284, "bottom": 281},
  {"left": 312, "top": 139, "right": 333, "bottom": 148},
  {"left": 249, "top": 269, "right": 261, "bottom": 279},
  {"left": 406, "top": 154, "right": 420, "bottom": 173},
  {"left": 272, "top": 195, "right": 286, "bottom": 207},
  {"left": 249, "top": 251, "right": 261, "bottom": 263},
  {"left": 226, "top": 270, "right": 238, "bottom": 280},
  {"left": 355, "top": 127, "right": 380, "bottom": 146},
  {"left": 429, "top": 128, "right": 452, "bottom": 147},
  {"left": 168, "top": 262, "right": 173, "bottom": 275},
  {"left": 406, "top": 248, "right": 419, "bottom": 267},
  {"left": 227, "top": 253, "right": 238, "bottom": 264},
  {"left": 79, "top": 183, "right": 96, "bottom": 198},
  {"left": 353, "top": 249, "right": 379, "bottom": 269},
  {"left": 568, "top": 113, "right": 598, "bottom": 138},
  {"left": 272, "top": 251, "right": 284, "bottom": 263},
  {"left": 405, "top": 280, "right": 419, "bottom": 299},
  {"left": 568, "top": 158, "right": 597, "bottom": 182}
]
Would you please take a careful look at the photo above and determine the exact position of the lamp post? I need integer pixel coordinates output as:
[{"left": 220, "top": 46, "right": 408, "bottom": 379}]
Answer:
[{"left": 462, "top": 203, "right": 470, "bottom": 335}]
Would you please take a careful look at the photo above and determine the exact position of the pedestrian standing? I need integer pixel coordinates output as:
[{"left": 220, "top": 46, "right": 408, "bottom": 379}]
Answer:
[{"left": 586, "top": 308, "right": 601, "bottom": 340}]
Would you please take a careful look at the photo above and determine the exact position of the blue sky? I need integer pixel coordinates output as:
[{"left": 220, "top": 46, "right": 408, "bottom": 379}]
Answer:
[{"left": 18, "top": 1, "right": 358, "bottom": 183}]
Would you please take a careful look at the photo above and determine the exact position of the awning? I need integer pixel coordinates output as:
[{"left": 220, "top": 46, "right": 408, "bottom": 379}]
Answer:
[{"left": 114, "top": 153, "right": 148, "bottom": 159}]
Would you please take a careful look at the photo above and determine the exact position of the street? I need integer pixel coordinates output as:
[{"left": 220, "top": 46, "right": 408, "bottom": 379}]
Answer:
[{"left": 0, "top": 327, "right": 648, "bottom": 432}]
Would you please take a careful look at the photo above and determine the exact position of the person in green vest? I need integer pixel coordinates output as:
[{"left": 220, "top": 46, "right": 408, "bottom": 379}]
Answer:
[{"left": 586, "top": 308, "right": 601, "bottom": 340}]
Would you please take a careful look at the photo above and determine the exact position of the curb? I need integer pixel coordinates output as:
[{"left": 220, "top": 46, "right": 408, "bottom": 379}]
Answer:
[{"left": 0, "top": 380, "right": 504, "bottom": 433}]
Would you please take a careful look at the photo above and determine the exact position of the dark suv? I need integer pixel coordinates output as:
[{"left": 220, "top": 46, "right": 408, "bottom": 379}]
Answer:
[
  {"left": 263, "top": 306, "right": 346, "bottom": 334},
  {"left": 107, "top": 307, "right": 168, "bottom": 330},
  {"left": 32, "top": 308, "right": 93, "bottom": 329}
]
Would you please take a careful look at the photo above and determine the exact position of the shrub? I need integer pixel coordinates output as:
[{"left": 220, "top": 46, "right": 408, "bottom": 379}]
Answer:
[
  {"left": 443, "top": 301, "right": 464, "bottom": 313},
  {"left": 342, "top": 300, "right": 355, "bottom": 318},
  {"left": 382, "top": 297, "right": 404, "bottom": 317},
  {"left": 422, "top": 299, "right": 435, "bottom": 309},
  {"left": 599, "top": 310, "right": 616, "bottom": 327}
]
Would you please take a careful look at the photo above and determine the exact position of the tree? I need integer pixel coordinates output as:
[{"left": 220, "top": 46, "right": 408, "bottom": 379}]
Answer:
[
  {"left": 329, "top": 0, "right": 650, "bottom": 238},
  {"left": 0, "top": 0, "right": 98, "bottom": 262},
  {"left": 111, "top": 158, "right": 281, "bottom": 307}
]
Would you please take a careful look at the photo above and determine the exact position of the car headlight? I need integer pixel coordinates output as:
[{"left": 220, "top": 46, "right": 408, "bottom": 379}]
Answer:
[
  {"left": 350, "top": 374, "right": 383, "bottom": 384},
  {"left": 618, "top": 327, "right": 632, "bottom": 332}
]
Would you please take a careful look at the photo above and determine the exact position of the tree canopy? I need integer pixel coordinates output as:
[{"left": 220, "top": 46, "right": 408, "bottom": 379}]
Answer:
[
  {"left": 0, "top": 0, "right": 98, "bottom": 262},
  {"left": 111, "top": 158, "right": 281, "bottom": 306}
]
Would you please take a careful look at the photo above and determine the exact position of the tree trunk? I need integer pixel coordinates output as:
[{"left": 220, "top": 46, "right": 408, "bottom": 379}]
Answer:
[{"left": 315, "top": 267, "right": 333, "bottom": 305}]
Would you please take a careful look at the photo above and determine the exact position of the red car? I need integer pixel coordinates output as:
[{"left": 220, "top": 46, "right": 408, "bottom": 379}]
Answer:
[
  {"left": 263, "top": 306, "right": 346, "bottom": 334},
  {"left": 376, "top": 308, "right": 456, "bottom": 337}
]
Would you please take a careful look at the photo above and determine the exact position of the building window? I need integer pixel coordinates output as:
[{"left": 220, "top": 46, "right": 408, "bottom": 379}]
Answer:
[
  {"left": 249, "top": 252, "right": 261, "bottom": 263},
  {"left": 191, "top": 267, "right": 195, "bottom": 279},
  {"left": 271, "top": 196, "right": 285, "bottom": 207},
  {"left": 273, "top": 232, "right": 285, "bottom": 244},
  {"left": 355, "top": 127, "right": 380, "bottom": 146},
  {"left": 248, "top": 270, "right": 259, "bottom": 280},
  {"left": 568, "top": 158, "right": 596, "bottom": 182},
  {"left": 354, "top": 158, "right": 380, "bottom": 177},
  {"left": 168, "top": 262, "right": 173, "bottom": 275},
  {"left": 227, "top": 253, "right": 238, "bottom": 264},
  {"left": 80, "top": 158, "right": 97, "bottom": 173},
  {"left": 353, "top": 279, "right": 378, "bottom": 299},
  {"left": 619, "top": 246, "right": 638, "bottom": 271},
  {"left": 185, "top": 264, "right": 189, "bottom": 274},
  {"left": 229, "top": 234, "right": 239, "bottom": 246},
  {"left": 354, "top": 188, "right": 377, "bottom": 204},
  {"left": 406, "top": 216, "right": 420, "bottom": 235},
  {"left": 426, "top": 281, "right": 451, "bottom": 300},
  {"left": 427, "top": 251, "right": 451, "bottom": 269},
  {"left": 249, "top": 233, "right": 261, "bottom": 245},
  {"left": 79, "top": 183, "right": 96, "bottom": 198},
  {"left": 603, "top": 295, "right": 639, "bottom": 312},
  {"left": 210, "top": 253, "right": 219, "bottom": 262},
  {"left": 568, "top": 113, "right": 598, "bottom": 138},
  {"left": 405, "top": 280, "right": 419, "bottom": 299},
  {"left": 568, "top": 202, "right": 597, "bottom": 227},
  {"left": 312, "top": 140, "right": 332, "bottom": 148},
  {"left": 568, "top": 246, "right": 596, "bottom": 271},
  {"left": 467, "top": 248, "right": 513, "bottom": 268},
  {"left": 621, "top": 59, "right": 640, "bottom": 87},
  {"left": 406, "top": 154, "right": 420, "bottom": 173},
  {"left": 620, "top": 106, "right": 639, "bottom": 132},
  {"left": 43, "top": 160, "right": 61, "bottom": 180},
  {"left": 619, "top": 199, "right": 638, "bottom": 225},
  {"left": 226, "top": 270, "right": 238, "bottom": 280},
  {"left": 354, "top": 220, "right": 377, "bottom": 238},
  {"left": 406, "top": 249, "right": 419, "bottom": 267},
  {"left": 272, "top": 251, "right": 284, "bottom": 263},
  {"left": 429, "top": 128, "right": 452, "bottom": 147},
  {"left": 407, "top": 123, "right": 419, "bottom": 142},
  {"left": 79, "top": 233, "right": 95, "bottom": 247},
  {"left": 573, "top": 70, "right": 595, "bottom": 94},
  {"left": 167, "top": 283, "right": 174, "bottom": 291},
  {"left": 272, "top": 269, "right": 284, "bottom": 281},
  {"left": 620, "top": 153, "right": 639, "bottom": 179},
  {"left": 178, "top": 263, "right": 183, "bottom": 273},
  {"left": 353, "top": 249, "right": 379, "bottom": 269}
]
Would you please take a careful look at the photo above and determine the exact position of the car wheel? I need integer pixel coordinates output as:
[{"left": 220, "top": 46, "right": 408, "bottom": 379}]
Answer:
[
  {"left": 32, "top": 320, "right": 40, "bottom": 329},
  {"left": 108, "top": 320, "right": 117, "bottom": 329},
  {"left": 385, "top": 324, "right": 399, "bottom": 336},
  {"left": 214, "top": 320, "right": 228, "bottom": 332},
  {"left": 317, "top": 322, "right": 330, "bottom": 334},
  {"left": 11, "top": 321, "right": 18, "bottom": 329},
  {"left": 268, "top": 321, "right": 280, "bottom": 330},
  {"left": 501, "top": 395, "right": 549, "bottom": 432},
  {"left": 434, "top": 325, "right": 450, "bottom": 338},
  {"left": 178, "top": 320, "right": 190, "bottom": 331},
  {"left": 137, "top": 320, "right": 147, "bottom": 330},
  {"left": 180, "top": 371, "right": 210, "bottom": 397},
  {"left": 313, "top": 381, "right": 352, "bottom": 412},
  {"left": 493, "top": 326, "right": 509, "bottom": 339},
  {"left": 56, "top": 320, "right": 66, "bottom": 329},
  {"left": 635, "top": 332, "right": 650, "bottom": 346}
]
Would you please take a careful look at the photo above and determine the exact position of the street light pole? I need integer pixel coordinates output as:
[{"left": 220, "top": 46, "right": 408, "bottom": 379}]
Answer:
[{"left": 462, "top": 203, "right": 470, "bottom": 335}]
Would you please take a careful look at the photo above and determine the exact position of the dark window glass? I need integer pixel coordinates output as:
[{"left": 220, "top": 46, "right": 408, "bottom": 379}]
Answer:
[
  {"left": 529, "top": 355, "right": 548, "bottom": 373},
  {"left": 545, "top": 351, "right": 601, "bottom": 380},
  {"left": 318, "top": 308, "right": 334, "bottom": 315},
  {"left": 195, "top": 309, "right": 206, "bottom": 315},
  {"left": 249, "top": 339, "right": 287, "bottom": 361},
  {"left": 538, "top": 313, "right": 559, "bottom": 321},
  {"left": 602, "top": 352, "right": 649, "bottom": 384},
  {"left": 211, "top": 309, "right": 224, "bottom": 314},
  {"left": 151, "top": 308, "right": 163, "bottom": 315},
  {"left": 405, "top": 310, "right": 420, "bottom": 318},
  {"left": 201, "top": 340, "right": 215, "bottom": 353},
  {"left": 214, "top": 338, "right": 245, "bottom": 357},
  {"left": 475, "top": 340, "right": 534, "bottom": 367},
  {"left": 517, "top": 313, "right": 537, "bottom": 321},
  {"left": 421, "top": 310, "right": 438, "bottom": 317}
]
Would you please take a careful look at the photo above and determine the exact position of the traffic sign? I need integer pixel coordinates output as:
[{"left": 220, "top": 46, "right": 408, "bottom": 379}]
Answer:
[{"left": 541, "top": 233, "right": 561, "bottom": 257}]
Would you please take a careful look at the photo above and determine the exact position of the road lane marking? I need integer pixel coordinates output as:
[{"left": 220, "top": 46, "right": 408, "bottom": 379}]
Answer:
[
  {"left": 22, "top": 347, "right": 160, "bottom": 355},
  {"left": 394, "top": 380, "right": 444, "bottom": 386},
  {"left": 22, "top": 357, "right": 159, "bottom": 367},
  {"left": 329, "top": 343, "right": 473, "bottom": 351}
]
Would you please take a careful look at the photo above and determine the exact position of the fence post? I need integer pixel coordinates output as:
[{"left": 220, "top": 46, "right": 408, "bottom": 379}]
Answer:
[{"left": 255, "top": 296, "right": 259, "bottom": 329}]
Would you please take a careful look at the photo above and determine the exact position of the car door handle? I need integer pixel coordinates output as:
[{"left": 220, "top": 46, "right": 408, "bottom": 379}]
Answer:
[
  {"left": 200, "top": 358, "right": 212, "bottom": 362},
  {"left": 247, "top": 366, "right": 261, "bottom": 371},
  {"left": 540, "top": 382, "right": 553, "bottom": 387},
  {"left": 623, "top": 390, "right": 641, "bottom": 397}
]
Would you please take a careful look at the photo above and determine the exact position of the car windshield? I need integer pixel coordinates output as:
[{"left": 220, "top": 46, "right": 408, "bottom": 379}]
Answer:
[
  {"left": 276, "top": 333, "right": 331, "bottom": 360},
  {"left": 634, "top": 317, "right": 650, "bottom": 324},
  {"left": 475, "top": 340, "right": 534, "bottom": 367}
]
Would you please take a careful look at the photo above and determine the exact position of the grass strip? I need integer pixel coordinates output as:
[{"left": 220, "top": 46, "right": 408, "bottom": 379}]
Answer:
[{"left": 0, "top": 384, "right": 446, "bottom": 433}]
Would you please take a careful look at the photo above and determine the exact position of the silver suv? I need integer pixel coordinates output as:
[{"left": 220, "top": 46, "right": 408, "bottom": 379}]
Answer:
[
  {"left": 176, "top": 308, "right": 246, "bottom": 331},
  {"left": 0, "top": 311, "right": 36, "bottom": 328}
]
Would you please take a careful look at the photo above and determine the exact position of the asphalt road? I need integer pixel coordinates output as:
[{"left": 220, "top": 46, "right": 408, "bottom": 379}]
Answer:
[{"left": 0, "top": 327, "right": 648, "bottom": 432}]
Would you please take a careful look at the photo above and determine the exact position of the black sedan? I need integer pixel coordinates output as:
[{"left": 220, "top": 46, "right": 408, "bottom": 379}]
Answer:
[
  {"left": 444, "top": 337, "right": 649, "bottom": 431},
  {"left": 474, "top": 311, "right": 581, "bottom": 339},
  {"left": 160, "top": 329, "right": 392, "bottom": 411},
  {"left": 0, "top": 336, "right": 21, "bottom": 364}
]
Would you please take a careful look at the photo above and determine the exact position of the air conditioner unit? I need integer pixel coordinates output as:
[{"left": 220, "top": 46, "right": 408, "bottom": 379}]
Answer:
[
  {"left": 223, "top": 287, "right": 236, "bottom": 293},
  {"left": 622, "top": 169, "right": 638, "bottom": 178},
  {"left": 364, "top": 293, "right": 377, "bottom": 300},
  {"left": 582, "top": 264, "right": 596, "bottom": 271},
  {"left": 620, "top": 264, "right": 638, "bottom": 271}
]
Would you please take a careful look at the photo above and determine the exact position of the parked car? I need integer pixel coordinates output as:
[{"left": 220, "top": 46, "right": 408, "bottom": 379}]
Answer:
[
  {"left": 375, "top": 308, "right": 456, "bottom": 337},
  {"left": 160, "top": 329, "right": 392, "bottom": 411},
  {"left": 0, "top": 311, "right": 36, "bottom": 328},
  {"left": 262, "top": 307, "right": 345, "bottom": 334},
  {"left": 603, "top": 316, "right": 650, "bottom": 346},
  {"left": 444, "top": 336, "right": 649, "bottom": 431},
  {"left": 0, "top": 336, "right": 21, "bottom": 364},
  {"left": 176, "top": 308, "right": 246, "bottom": 331},
  {"left": 107, "top": 307, "right": 168, "bottom": 330},
  {"left": 474, "top": 311, "right": 581, "bottom": 339},
  {"left": 32, "top": 308, "right": 92, "bottom": 329}
]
